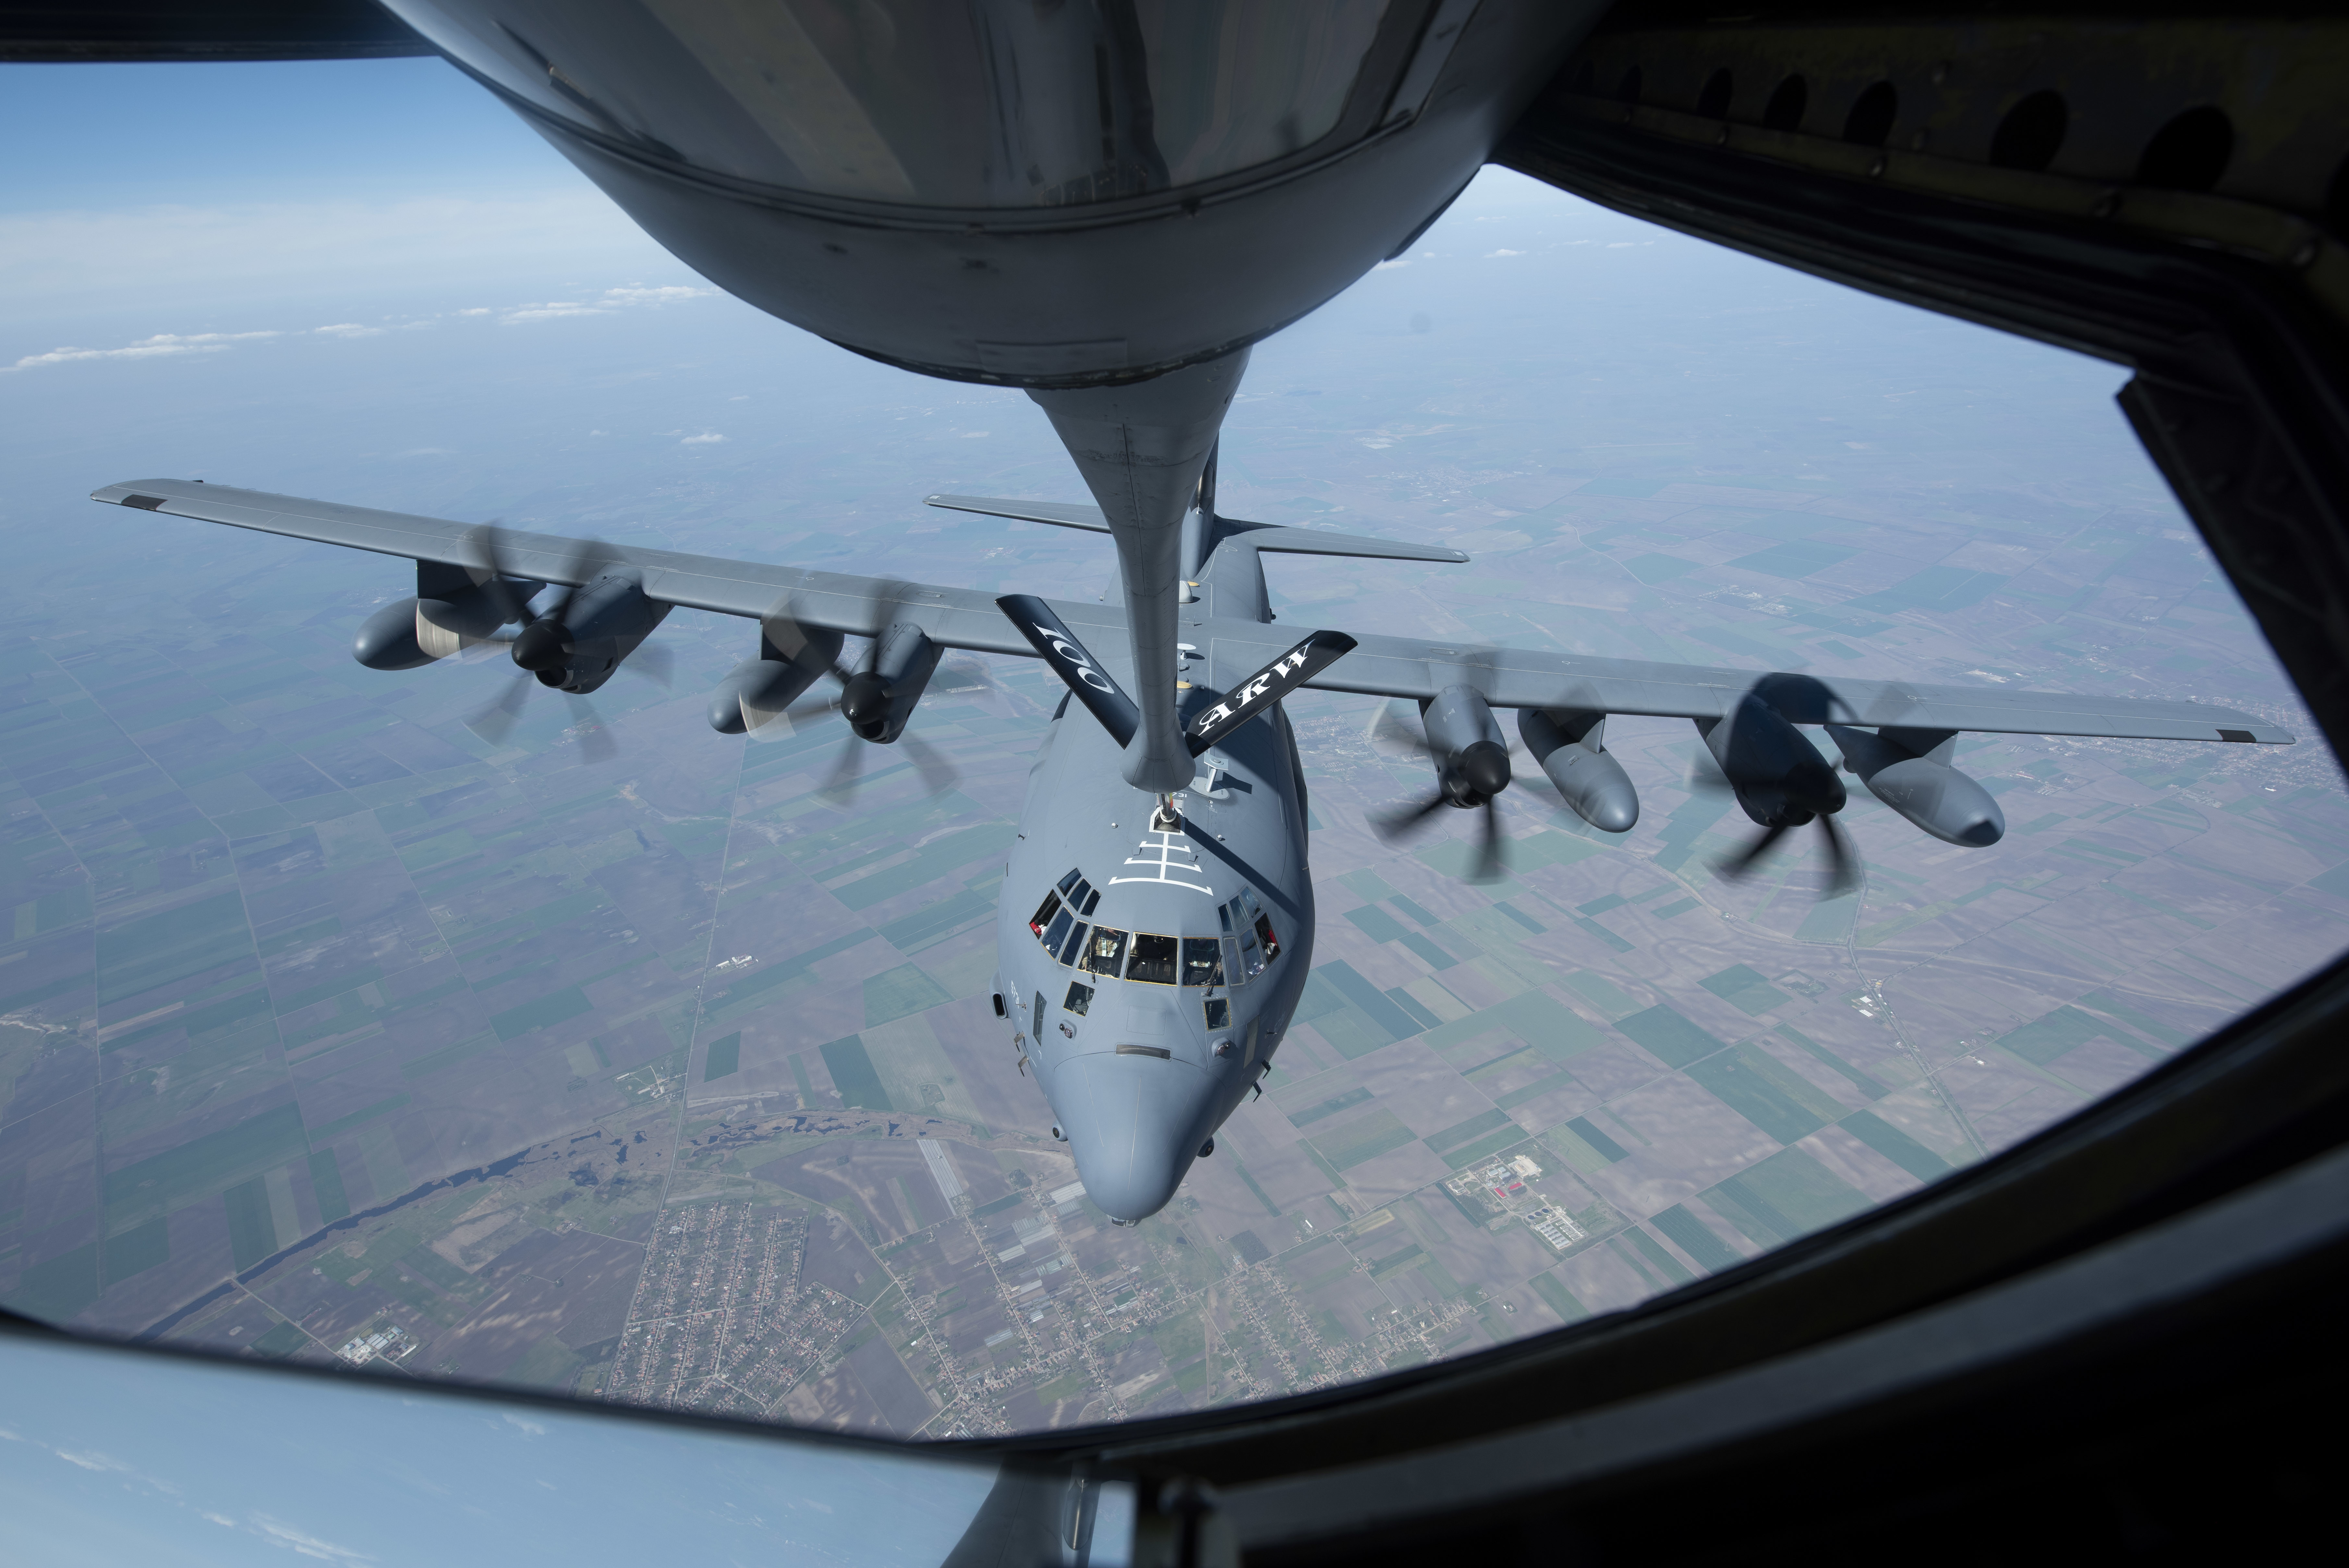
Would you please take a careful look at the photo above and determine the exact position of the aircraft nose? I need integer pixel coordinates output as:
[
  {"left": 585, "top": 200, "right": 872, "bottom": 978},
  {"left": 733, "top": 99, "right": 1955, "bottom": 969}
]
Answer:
[{"left": 1055, "top": 1051, "right": 1215, "bottom": 1223}]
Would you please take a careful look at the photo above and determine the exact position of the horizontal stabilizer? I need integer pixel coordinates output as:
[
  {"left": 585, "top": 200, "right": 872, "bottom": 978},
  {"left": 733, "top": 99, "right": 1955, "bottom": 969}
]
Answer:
[
  {"left": 995, "top": 594, "right": 1139, "bottom": 748},
  {"left": 927, "top": 494, "right": 1109, "bottom": 533},
  {"left": 925, "top": 493, "right": 1467, "bottom": 564},
  {"left": 1187, "top": 630, "right": 1358, "bottom": 756}
]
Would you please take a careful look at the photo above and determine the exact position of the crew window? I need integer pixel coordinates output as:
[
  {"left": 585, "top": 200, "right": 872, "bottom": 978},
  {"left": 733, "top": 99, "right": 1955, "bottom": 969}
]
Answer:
[
  {"left": 1127, "top": 933, "right": 1178, "bottom": 984},
  {"left": 1203, "top": 995, "right": 1231, "bottom": 1030},
  {"left": 1081, "top": 885, "right": 1101, "bottom": 916},
  {"left": 1182, "top": 938, "right": 1223, "bottom": 987},
  {"left": 1253, "top": 912, "right": 1282, "bottom": 965},
  {"left": 1057, "top": 867, "right": 1083, "bottom": 894},
  {"left": 1064, "top": 981, "right": 1093, "bottom": 1016},
  {"left": 1083, "top": 928, "right": 1128, "bottom": 976},
  {"left": 1033, "top": 991, "right": 1045, "bottom": 1032},
  {"left": 1231, "top": 897, "right": 1265, "bottom": 978},
  {"left": 1058, "top": 922, "right": 1089, "bottom": 965},
  {"left": 1029, "top": 892, "right": 1061, "bottom": 935},
  {"left": 1218, "top": 902, "right": 1247, "bottom": 985},
  {"left": 1042, "top": 907, "right": 1074, "bottom": 955}
]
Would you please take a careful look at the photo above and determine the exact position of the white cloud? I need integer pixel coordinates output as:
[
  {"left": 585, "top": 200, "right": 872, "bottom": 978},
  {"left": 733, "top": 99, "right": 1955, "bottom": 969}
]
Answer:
[
  {"left": 501, "top": 1412, "right": 547, "bottom": 1436},
  {"left": 1484, "top": 249, "right": 1523, "bottom": 258},
  {"left": 502, "top": 284, "right": 717, "bottom": 324},
  {"left": 0, "top": 191, "right": 667, "bottom": 312},
  {"left": 249, "top": 1513, "right": 376, "bottom": 1566},
  {"left": 959, "top": 430, "right": 988, "bottom": 438},
  {"left": 54, "top": 1448, "right": 134, "bottom": 1473},
  {"left": 599, "top": 284, "right": 714, "bottom": 306},
  {"left": 5, "top": 330, "right": 276, "bottom": 371},
  {"left": 1373, "top": 258, "right": 1410, "bottom": 270},
  {"left": 202, "top": 1513, "right": 237, "bottom": 1528},
  {"left": 681, "top": 432, "right": 726, "bottom": 445},
  {"left": 4, "top": 270, "right": 718, "bottom": 369},
  {"left": 502, "top": 301, "right": 605, "bottom": 322}
]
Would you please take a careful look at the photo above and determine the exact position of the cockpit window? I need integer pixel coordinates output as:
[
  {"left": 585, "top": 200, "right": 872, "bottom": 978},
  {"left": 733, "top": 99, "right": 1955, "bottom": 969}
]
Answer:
[
  {"left": 1029, "top": 891, "right": 1061, "bottom": 934},
  {"left": 1080, "top": 884, "right": 1100, "bottom": 916},
  {"left": 1204, "top": 995, "right": 1232, "bottom": 1030},
  {"left": 1057, "top": 922, "right": 1089, "bottom": 965},
  {"left": 1042, "top": 907, "right": 1074, "bottom": 956},
  {"left": 1253, "top": 912, "right": 1282, "bottom": 965},
  {"left": 1127, "top": 933, "right": 1178, "bottom": 985},
  {"left": 1082, "top": 928, "right": 1129, "bottom": 977},
  {"left": 1183, "top": 938, "right": 1224, "bottom": 987},
  {"left": 1057, "top": 867, "right": 1083, "bottom": 894},
  {"left": 1063, "top": 981, "right": 1093, "bottom": 1016},
  {"left": 1228, "top": 894, "right": 1266, "bottom": 978}
]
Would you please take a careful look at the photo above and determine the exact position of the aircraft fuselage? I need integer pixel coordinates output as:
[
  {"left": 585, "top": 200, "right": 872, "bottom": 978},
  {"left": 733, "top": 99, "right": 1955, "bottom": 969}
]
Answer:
[{"left": 994, "top": 530, "right": 1314, "bottom": 1223}]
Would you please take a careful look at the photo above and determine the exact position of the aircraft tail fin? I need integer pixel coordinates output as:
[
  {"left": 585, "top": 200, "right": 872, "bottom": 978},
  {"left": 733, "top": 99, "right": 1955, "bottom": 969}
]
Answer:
[{"left": 925, "top": 493, "right": 1467, "bottom": 564}]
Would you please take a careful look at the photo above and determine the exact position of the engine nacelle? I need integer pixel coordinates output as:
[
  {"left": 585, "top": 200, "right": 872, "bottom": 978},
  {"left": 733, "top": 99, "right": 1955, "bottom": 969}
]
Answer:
[
  {"left": 514, "top": 570, "right": 670, "bottom": 695},
  {"left": 414, "top": 589, "right": 508, "bottom": 661},
  {"left": 1519, "top": 708, "right": 1637, "bottom": 832},
  {"left": 1827, "top": 725, "right": 2004, "bottom": 847},
  {"left": 354, "top": 598, "right": 433, "bottom": 670},
  {"left": 1698, "top": 691, "right": 1845, "bottom": 826},
  {"left": 708, "top": 623, "right": 845, "bottom": 735},
  {"left": 356, "top": 560, "right": 536, "bottom": 671},
  {"left": 842, "top": 622, "right": 941, "bottom": 744},
  {"left": 1421, "top": 684, "right": 1509, "bottom": 806}
]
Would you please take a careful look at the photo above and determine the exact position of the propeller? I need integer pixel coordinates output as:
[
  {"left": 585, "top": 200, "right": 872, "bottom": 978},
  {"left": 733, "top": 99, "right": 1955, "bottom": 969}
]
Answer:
[
  {"left": 454, "top": 527, "right": 646, "bottom": 762},
  {"left": 1686, "top": 745, "right": 1858, "bottom": 897},
  {"left": 759, "top": 584, "right": 960, "bottom": 806},
  {"left": 1367, "top": 703, "right": 1509, "bottom": 883}
]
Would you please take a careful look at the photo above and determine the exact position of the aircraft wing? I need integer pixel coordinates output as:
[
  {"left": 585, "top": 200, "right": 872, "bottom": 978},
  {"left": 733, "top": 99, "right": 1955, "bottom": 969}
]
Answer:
[
  {"left": 1197, "top": 621, "right": 2294, "bottom": 745},
  {"left": 95, "top": 478, "right": 2292, "bottom": 746},
  {"left": 89, "top": 478, "right": 1121, "bottom": 660}
]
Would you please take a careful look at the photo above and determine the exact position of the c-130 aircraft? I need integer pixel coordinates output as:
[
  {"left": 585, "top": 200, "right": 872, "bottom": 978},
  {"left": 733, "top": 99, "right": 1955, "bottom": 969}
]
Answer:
[{"left": 93, "top": 430, "right": 2288, "bottom": 1223}]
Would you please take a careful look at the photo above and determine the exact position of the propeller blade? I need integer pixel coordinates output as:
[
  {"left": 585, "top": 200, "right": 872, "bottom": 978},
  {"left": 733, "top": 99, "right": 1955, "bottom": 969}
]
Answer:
[
  {"left": 902, "top": 731, "right": 960, "bottom": 798},
  {"left": 766, "top": 693, "right": 840, "bottom": 733},
  {"left": 935, "top": 655, "right": 995, "bottom": 693},
  {"left": 624, "top": 641, "right": 673, "bottom": 689},
  {"left": 816, "top": 739, "right": 866, "bottom": 804},
  {"left": 1367, "top": 702, "right": 1435, "bottom": 759},
  {"left": 1718, "top": 820, "right": 1791, "bottom": 880},
  {"left": 1818, "top": 814, "right": 1859, "bottom": 896},
  {"left": 458, "top": 525, "right": 537, "bottom": 627},
  {"left": 1371, "top": 792, "right": 1451, "bottom": 842},
  {"left": 1686, "top": 748, "right": 1736, "bottom": 795},
  {"left": 1469, "top": 799, "right": 1508, "bottom": 884},
  {"left": 565, "top": 696, "right": 617, "bottom": 762},
  {"left": 464, "top": 672, "right": 535, "bottom": 746},
  {"left": 764, "top": 595, "right": 856, "bottom": 688}
]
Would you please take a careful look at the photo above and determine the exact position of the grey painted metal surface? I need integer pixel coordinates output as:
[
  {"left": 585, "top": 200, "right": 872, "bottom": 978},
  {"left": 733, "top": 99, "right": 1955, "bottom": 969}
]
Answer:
[{"left": 93, "top": 480, "right": 2296, "bottom": 742}]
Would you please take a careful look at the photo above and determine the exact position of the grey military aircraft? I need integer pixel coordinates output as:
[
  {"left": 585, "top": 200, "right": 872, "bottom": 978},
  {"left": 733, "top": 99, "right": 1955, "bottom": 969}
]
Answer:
[{"left": 91, "top": 469, "right": 2289, "bottom": 1223}]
